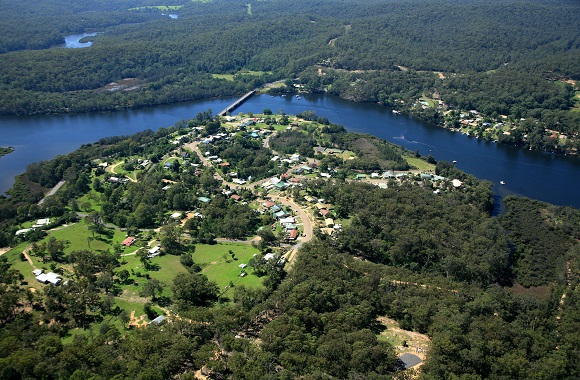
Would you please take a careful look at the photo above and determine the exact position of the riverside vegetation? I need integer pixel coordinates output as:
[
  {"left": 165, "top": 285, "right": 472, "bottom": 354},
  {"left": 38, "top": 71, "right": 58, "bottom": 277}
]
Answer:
[
  {"left": 0, "top": 111, "right": 578, "bottom": 379},
  {"left": 0, "top": 0, "right": 579, "bottom": 155}
]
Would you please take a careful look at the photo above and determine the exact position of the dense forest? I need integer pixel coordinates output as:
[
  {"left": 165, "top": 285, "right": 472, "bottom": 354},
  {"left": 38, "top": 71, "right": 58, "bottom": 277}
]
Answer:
[
  {"left": 0, "top": 0, "right": 579, "bottom": 155},
  {"left": 0, "top": 115, "right": 578, "bottom": 379}
]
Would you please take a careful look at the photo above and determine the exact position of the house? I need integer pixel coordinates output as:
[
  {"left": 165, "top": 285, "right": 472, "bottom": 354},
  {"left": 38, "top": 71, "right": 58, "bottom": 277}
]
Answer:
[
  {"left": 148, "top": 246, "right": 161, "bottom": 258},
  {"left": 264, "top": 253, "right": 277, "bottom": 261},
  {"left": 288, "top": 229, "right": 298, "bottom": 240},
  {"left": 325, "top": 218, "right": 334, "bottom": 227},
  {"left": 15, "top": 228, "right": 32, "bottom": 236},
  {"left": 279, "top": 217, "right": 296, "bottom": 225},
  {"left": 231, "top": 194, "right": 242, "bottom": 202},
  {"left": 284, "top": 223, "right": 297, "bottom": 230},
  {"left": 319, "top": 208, "right": 332, "bottom": 217},
  {"left": 198, "top": 197, "right": 211, "bottom": 203},
  {"left": 108, "top": 176, "right": 120, "bottom": 183},
  {"left": 274, "top": 210, "right": 288, "bottom": 219},
  {"left": 356, "top": 174, "right": 366, "bottom": 180},
  {"left": 274, "top": 182, "right": 288, "bottom": 190},
  {"left": 452, "top": 179, "right": 463, "bottom": 188},
  {"left": 289, "top": 177, "right": 301, "bottom": 184},
  {"left": 170, "top": 212, "right": 182, "bottom": 219},
  {"left": 314, "top": 147, "right": 326, "bottom": 154},
  {"left": 122, "top": 236, "right": 136, "bottom": 247},
  {"left": 32, "top": 269, "right": 42, "bottom": 276},
  {"left": 270, "top": 205, "right": 282, "bottom": 213},
  {"left": 262, "top": 201, "right": 276, "bottom": 209}
]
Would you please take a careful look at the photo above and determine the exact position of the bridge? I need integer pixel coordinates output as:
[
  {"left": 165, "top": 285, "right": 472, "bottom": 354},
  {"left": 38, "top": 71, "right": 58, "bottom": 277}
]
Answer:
[{"left": 218, "top": 90, "right": 255, "bottom": 116}]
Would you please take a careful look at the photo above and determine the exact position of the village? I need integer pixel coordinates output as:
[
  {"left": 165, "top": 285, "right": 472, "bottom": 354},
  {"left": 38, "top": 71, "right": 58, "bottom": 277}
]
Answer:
[{"left": 11, "top": 111, "right": 473, "bottom": 290}]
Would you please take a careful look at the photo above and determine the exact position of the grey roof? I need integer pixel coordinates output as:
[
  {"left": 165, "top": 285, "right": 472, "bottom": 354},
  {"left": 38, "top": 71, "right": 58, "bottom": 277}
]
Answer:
[{"left": 398, "top": 353, "right": 422, "bottom": 369}]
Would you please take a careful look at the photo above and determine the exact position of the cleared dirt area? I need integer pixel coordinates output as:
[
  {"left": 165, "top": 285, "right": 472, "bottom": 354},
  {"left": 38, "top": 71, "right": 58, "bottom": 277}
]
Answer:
[{"left": 377, "top": 316, "right": 430, "bottom": 362}]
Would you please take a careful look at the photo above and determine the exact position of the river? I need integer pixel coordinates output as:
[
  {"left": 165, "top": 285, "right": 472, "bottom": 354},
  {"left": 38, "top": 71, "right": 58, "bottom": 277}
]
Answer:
[
  {"left": 0, "top": 94, "right": 578, "bottom": 209},
  {"left": 61, "top": 33, "right": 98, "bottom": 48}
]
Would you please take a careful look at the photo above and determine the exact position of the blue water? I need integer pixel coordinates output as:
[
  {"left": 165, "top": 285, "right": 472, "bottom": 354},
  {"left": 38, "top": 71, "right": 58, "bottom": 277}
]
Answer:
[
  {"left": 62, "top": 33, "right": 98, "bottom": 48},
  {"left": 0, "top": 94, "right": 578, "bottom": 208}
]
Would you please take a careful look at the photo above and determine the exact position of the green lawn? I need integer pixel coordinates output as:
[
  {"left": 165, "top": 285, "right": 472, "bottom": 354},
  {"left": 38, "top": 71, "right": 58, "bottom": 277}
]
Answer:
[
  {"left": 404, "top": 156, "right": 436, "bottom": 171},
  {"left": 193, "top": 243, "right": 263, "bottom": 291},
  {"left": 212, "top": 74, "right": 235, "bottom": 81},
  {"left": 77, "top": 190, "right": 103, "bottom": 212},
  {"left": 41, "top": 220, "right": 136, "bottom": 255}
]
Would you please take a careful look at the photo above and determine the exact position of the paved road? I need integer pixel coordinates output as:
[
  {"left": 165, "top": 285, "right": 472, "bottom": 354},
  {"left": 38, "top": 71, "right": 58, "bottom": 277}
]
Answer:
[{"left": 38, "top": 180, "right": 66, "bottom": 205}]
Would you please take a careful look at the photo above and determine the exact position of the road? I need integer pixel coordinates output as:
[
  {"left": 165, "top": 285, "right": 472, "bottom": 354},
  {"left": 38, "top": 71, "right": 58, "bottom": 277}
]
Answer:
[{"left": 38, "top": 180, "right": 65, "bottom": 205}]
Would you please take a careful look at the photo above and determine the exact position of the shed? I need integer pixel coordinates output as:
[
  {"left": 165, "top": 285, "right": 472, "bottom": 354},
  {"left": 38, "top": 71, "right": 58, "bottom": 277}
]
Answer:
[
  {"left": 36, "top": 272, "right": 61, "bottom": 285},
  {"left": 398, "top": 353, "right": 422, "bottom": 369},
  {"left": 149, "top": 315, "right": 166, "bottom": 325},
  {"left": 148, "top": 246, "right": 161, "bottom": 258}
]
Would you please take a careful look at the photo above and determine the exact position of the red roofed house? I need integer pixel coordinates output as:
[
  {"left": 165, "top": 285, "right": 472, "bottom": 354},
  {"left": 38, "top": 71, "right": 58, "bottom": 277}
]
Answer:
[
  {"left": 122, "top": 236, "right": 136, "bottom": 247},
  {"left": 231, "top": 194, "right": 242, "bottom": 202},
  {"left": 320, "top": 208, "right": 332, "bottom": 217},
  {"left": 263, "top": 201, "right": 275, "bottom": 209},
  {"left": 288, "top": 229, "right": 298, "bottom": 240}
]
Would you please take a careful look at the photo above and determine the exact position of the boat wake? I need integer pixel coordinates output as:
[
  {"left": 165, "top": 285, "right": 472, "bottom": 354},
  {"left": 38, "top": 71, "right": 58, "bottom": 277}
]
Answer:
[{"left": 393, "top": 135, "right": 435, "bottom": 148}]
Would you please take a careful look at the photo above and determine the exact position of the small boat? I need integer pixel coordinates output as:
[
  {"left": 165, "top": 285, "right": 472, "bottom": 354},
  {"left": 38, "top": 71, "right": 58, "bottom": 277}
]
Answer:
[
  {"left": 392, "top": 110, "right": 401, "bottom": 115},
  {"left": 500, "top": 181, "right": 505, "bottom": 185},
  {"left": 452, "top": 160, "right": 457, "bottom": 164}
]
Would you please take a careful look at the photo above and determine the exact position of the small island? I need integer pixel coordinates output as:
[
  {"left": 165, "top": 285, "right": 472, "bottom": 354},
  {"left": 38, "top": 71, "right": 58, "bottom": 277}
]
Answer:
[{"left": 0, "top": 146, "right": 14, "bottom": 158}]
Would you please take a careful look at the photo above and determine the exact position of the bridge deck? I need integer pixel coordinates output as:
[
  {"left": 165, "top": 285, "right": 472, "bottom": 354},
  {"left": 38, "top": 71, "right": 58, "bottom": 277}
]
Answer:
[{"left": 218, "top": 90, "right": 255, "bottom": 116}]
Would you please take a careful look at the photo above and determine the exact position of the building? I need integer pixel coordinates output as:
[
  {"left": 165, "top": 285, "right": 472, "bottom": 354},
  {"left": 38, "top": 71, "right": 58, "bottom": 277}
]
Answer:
[
  {"left": 35, "top": 271, "right": 62, "bottom": 285},
  {"left": 122, "top": 236, "right": 136, "bottom": 247},
  {"left": 288, "top": 229, "right": 298, "bottom": 240},
  {"left": 148, "top": 246, "right": 161, "bottom": 258}
]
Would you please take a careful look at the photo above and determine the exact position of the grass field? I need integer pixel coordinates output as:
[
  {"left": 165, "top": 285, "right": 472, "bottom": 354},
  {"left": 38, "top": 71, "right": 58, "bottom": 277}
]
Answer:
[
  {"left": 212, "top": 74, "right": 235, "bottom": 81},
  {"left": 404, "top": 156, "right": 436, "bottom": 171},
  {"left": 193, "top": 243, "right": 263, "bottom": 292}
]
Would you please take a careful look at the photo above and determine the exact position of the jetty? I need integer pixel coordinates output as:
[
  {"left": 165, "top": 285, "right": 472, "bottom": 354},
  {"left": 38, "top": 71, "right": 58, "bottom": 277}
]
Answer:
[{"left": 218, "top": 90, "right": 255, "bottom": 116}]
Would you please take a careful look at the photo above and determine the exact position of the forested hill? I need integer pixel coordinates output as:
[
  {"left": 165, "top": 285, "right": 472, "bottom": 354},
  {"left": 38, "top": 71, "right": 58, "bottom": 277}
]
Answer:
[{"left": 1, "top": 0, "right": 579, "bottom": 153}]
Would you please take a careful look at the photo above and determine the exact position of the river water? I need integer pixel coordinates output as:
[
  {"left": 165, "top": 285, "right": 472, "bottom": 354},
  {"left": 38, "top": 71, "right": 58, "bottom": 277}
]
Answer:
[
  {"left": 61, "top": 33, "right": 98, "bottom": 48},
  {"left": 0, "top": 94, "right": 578, "bottom": 208}
]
